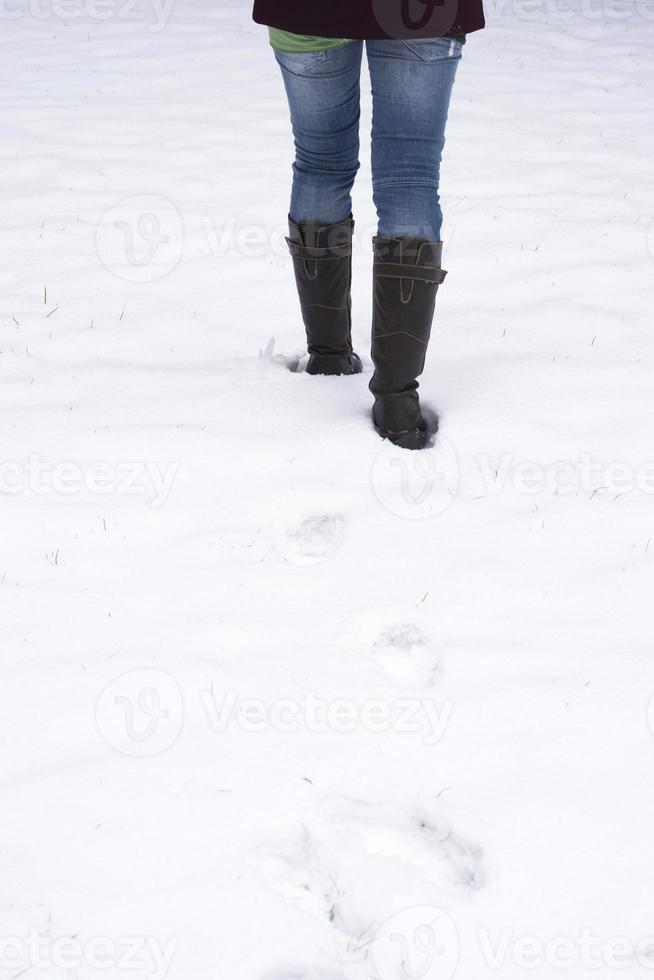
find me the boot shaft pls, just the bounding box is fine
[370,235,446,440]
[286,216,354,359]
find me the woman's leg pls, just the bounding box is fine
[275,43,363,225]
[366,37,462,239]
[274,43,364,375]
[365,38,462,447]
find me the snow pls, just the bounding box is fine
[1,1,654,978]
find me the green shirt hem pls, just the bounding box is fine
[269,28,466,53]
[269,29,353,53]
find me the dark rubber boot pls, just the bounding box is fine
[370,236,447,450]
[286,216,362,376]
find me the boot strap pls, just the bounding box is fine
[375,262,447,285]
[286,238,351,261]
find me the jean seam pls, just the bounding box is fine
[373,178,439,188]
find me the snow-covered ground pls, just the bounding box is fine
[2,1,654,978]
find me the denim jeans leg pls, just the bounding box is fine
[274,43,364,224]
[366,37,462,241]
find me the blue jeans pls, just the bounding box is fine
[274,37,462,241]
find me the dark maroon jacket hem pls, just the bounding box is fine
[253,0,485,40]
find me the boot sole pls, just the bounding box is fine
[375,408,441,450]
[306,353,362,377]
[375,424,429,451]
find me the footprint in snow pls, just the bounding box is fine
[370,624,440,688]
[274,514,344,566]
[257,337,308,374]
[252,797,483,944]
[319,795,484,894]
[275,351,309,374]
[252,827,343,928]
